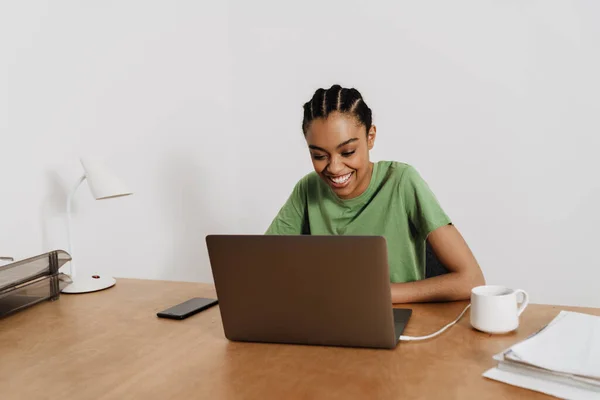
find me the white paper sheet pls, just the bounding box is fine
[484,367,600,400]
[508,311,600,379]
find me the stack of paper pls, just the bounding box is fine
[484,310,600,399]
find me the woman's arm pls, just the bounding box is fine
[390,224,485,303]
[265,177,309,235]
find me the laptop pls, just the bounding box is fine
[205,235,412,349]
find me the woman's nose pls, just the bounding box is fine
[328,157,345,174]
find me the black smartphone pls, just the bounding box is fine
[157,297,218,320]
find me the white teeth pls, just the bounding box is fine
[331,173,351,184]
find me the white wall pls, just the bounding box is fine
[229,0,600,307]
[0,1,235,283]
[1,1,599,307]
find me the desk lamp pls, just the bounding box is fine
[62,158,133,294]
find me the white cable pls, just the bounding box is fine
[399,303,471,341]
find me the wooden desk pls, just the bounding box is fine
[0,279,598,400]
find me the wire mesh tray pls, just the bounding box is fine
[0,273,72,318]
[0,250,70,292]
[0,250,73,318]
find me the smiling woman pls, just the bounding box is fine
[265,84,485,304]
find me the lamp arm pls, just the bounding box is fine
[66,174,86,279]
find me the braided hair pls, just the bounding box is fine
[302,85,373,136]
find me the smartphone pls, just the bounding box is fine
[157,297,218,320]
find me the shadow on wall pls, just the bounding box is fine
[39,170,69,257]
[157,152,225,283]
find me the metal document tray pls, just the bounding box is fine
[0,250,72,318]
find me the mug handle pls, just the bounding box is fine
[515,289,529,316]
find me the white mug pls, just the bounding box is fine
[470,285,529,334]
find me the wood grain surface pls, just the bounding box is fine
[0,278,597,400]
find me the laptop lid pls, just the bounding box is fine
[205,235,399,349]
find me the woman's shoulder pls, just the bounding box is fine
[297,170,320,185]
[376,160,420,181]
[289,170,321,193]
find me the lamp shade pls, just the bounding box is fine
[80,158,133,200]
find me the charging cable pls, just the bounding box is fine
[399,303,471,341]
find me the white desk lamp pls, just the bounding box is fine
[62,158,133,294]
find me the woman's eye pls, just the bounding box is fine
[312,154,327,161]
[342,151,355,157]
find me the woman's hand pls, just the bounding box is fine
[390,224,485,303]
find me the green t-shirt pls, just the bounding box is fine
[265,161,452,282]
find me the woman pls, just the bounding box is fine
[266,84,485,303]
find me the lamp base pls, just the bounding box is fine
[61,275,116,294]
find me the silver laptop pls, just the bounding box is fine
[205,235,412,349]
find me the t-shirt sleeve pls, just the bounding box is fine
[265,176,308,235]
[399,165,452,239]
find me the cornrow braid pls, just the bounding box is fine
[302,84,372,135]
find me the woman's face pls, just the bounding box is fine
[305,112,376,199]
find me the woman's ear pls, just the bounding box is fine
[367,125,377,150]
